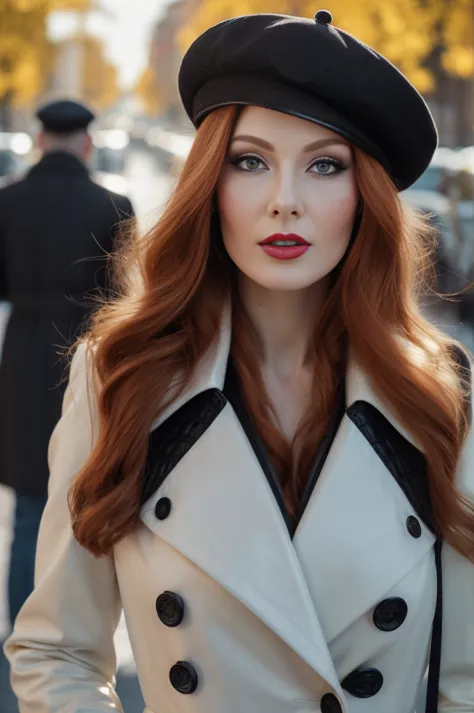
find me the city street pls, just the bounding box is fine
[0,148,473,712]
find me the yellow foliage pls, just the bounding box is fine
[79,36,119,109]
[177,0,472,93]
[0,0,94,105]
[134,66,163,117]
[52,0,92,8]
[441,0,474,79]
[0,2,51,104]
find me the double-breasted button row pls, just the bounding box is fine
[153,498,416,701]
[342,597,407,697]
[154,501,199,693]
[342,517,418,699]
[155,587,196,692]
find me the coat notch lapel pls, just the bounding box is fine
[294,367,436,644]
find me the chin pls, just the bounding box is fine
[249,270,327,293]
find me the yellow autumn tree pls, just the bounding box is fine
[0,1,52,108]
[178,0,473,94]
[0,0,94,115]
[441,0,474,79]
[135,66,163,117]
[79,35,119,109]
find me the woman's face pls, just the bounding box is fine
[217,106,359,293]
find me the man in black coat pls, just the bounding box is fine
[0,99,135,628]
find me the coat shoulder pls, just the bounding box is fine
[91,182,134,218]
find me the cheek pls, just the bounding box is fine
[217,176,260,250]
[312,187,358,250]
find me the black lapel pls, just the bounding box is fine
[223,360,346,537]
[141,388,227,505]
[347,401,436,533]
[296,379,346,523]
[223,358,293,534]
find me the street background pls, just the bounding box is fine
[0,0,473,711]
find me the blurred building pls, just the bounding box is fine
[427,76,473,148]
[149,1,190,128]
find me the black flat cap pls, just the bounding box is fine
[178,10,438,191]
[36,99,95,134]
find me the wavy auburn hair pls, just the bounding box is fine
[69,105,473,560]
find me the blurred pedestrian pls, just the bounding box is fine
[0,99,135,630]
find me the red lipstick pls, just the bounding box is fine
[259,233,310,260]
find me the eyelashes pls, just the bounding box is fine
[228,152,349,176]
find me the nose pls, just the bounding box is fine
[267,171,304,219]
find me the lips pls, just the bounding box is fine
[259,233,311,261]
[259,233,310,246]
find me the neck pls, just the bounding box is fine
[238,274,328,380]
[44,148,84,162]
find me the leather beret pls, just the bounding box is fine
[178,10,438,191]
[36,99,95,134]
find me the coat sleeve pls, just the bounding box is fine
[3,343,124,713]
[438,379,474,712]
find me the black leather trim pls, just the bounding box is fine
[224,360,346,536]
[141,388,227,505]
[223,359,293,534]
[347,401,436,534]
[296,379,346,522]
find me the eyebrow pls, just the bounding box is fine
[230,134,350,153]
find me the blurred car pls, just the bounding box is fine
[408,147,457,195]
[91,129,131,175]
[93,170,131,198]
[452,147,474,237]
[145,126,194,175]
[0,132,33,188]
[400,189,465,295]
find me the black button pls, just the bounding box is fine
[341,667,384,698]
[373,597,408,631]
[406,515,422,538]
[156,591,185,627]
[169,661,198,694]
[155,497,172,520]
[321,692,343,713]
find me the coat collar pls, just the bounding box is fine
[150,299,421,450]
[28,151,90,178]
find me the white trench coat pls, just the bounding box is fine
[4,307,474,713]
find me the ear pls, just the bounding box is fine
[37,131,47,151]
[84,134,94,160]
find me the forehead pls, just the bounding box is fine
[232,106,349,147]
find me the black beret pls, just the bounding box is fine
[36,99,95,134]
[178,10,438,191]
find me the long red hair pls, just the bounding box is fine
[68,106,473,560]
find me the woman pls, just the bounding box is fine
[4,10,474,713]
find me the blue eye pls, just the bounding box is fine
[230,154,266,171]
[310,157,345,176]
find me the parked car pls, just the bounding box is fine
[91,129,131,175]
[0,132,33,188]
